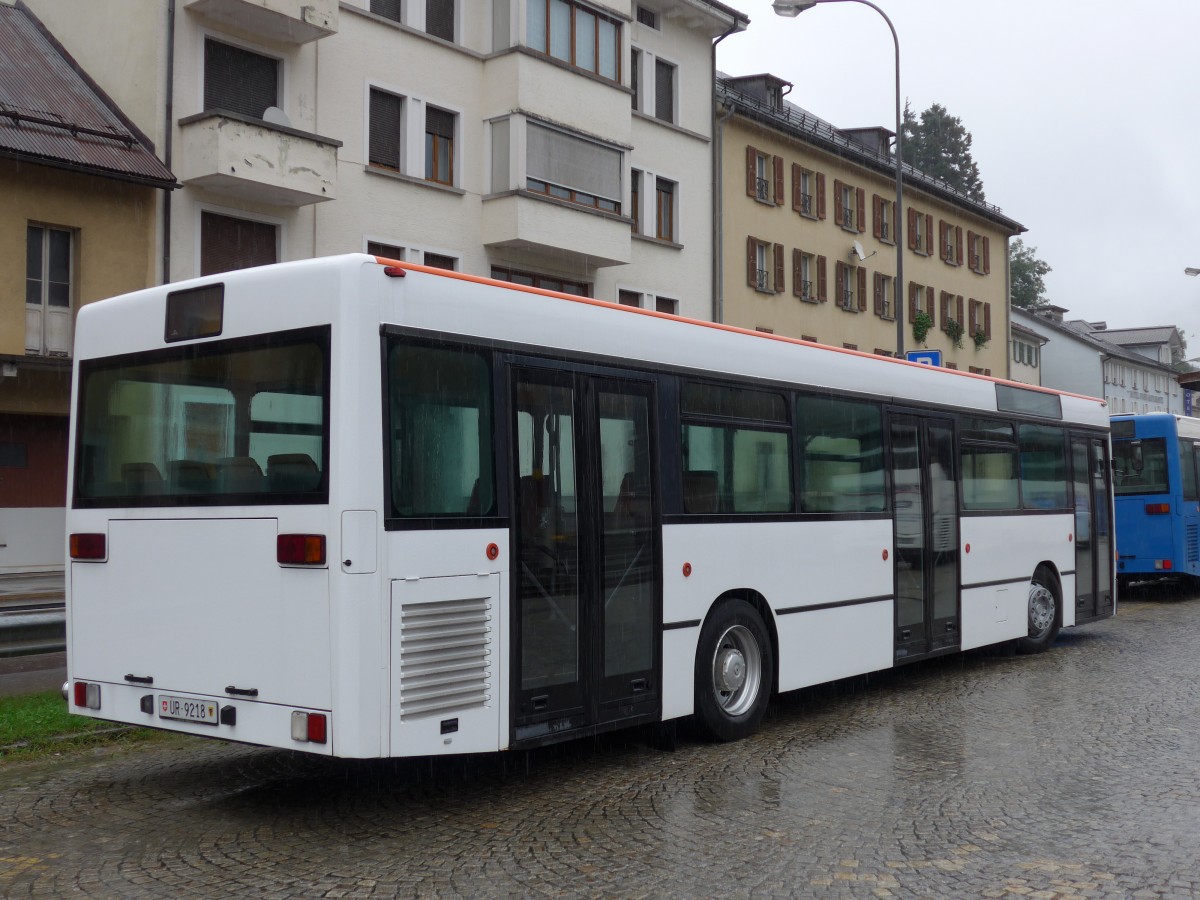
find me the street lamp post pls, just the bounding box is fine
[773,0,904,357]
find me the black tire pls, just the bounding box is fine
[1016,569,1061,654]
[693,599,773,741]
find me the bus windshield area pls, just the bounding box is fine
[1112,438,1168,495]
[74,327,329,506]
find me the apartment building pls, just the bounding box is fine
[716,74,1023,375]
[24,0,746,317]
[0,3,176,572]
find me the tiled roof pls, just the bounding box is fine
[0,2,176,188]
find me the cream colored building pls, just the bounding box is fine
[716,74,1023,375]
[25,0,747,317]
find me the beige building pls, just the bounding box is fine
[716,74,1022,375]
[0,3,175,572]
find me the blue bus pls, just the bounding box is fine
[1111,413,1200,587]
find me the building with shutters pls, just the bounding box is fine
[0,2,176,572]
[23,0,747,318]
[715,73,1022,375]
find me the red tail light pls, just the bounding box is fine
[290,711,328,744]
[1145,503,1171,515]
[73,681,101,709]
[307,713,327,744]
[277,534,326,566]
[70,533,106,561]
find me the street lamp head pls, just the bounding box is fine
[772,1,820,17]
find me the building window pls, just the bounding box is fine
[654,58,675,124]
[491,266,590,297]
[426,0,454,40]
[526,123,622,213]
[630,169,641,233]
[423,252,456,270]
[940,291,964,335]
[793,249,819,302]
[873,194,894,243]
[655,177,675,241]
[835,261,867,312]
[618,289,642,307]
[655,296,677,315]
[747,237,783,294]
[908,281,935,324]
[635,5,658,28]
[367,240,404,260]
[792,164,825,219]
[834,180,865,233]
[370,0,402,22]
[746,146,783,205]
[200,211,278,276]
[25,224,73,356]
[425,106,455,185]
[204,39,278,119]
[908,208,934,256]
[368,88,403,171]
[874,272,894,320]
[630,48,641,111]
[939,220,963,265]
[527,0,620,82]
[967,231,991,274]
[968,298,992,341]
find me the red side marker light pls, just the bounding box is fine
[70,533,106,561]
[383,266,406,278]
[277,534,326,566]
[1146,503,1171,515]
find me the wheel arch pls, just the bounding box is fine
[702,588,780,695]
[1033,560,1064,623]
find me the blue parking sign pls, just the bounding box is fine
[906,350,942,367]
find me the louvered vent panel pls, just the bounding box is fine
[1187,524,1199,565]
[399,595,491,721]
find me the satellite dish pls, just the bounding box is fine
[263,106,292,127]
[851,240,865,260]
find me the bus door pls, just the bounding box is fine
[1072,435,1113,619]
[890,413,960,660]
[511,367,660,743]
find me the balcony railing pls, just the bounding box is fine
[756,268,771,291]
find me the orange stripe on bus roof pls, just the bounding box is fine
[371,256,1106,407]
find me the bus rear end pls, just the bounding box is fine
[66,263,345,755]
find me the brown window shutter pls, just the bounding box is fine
[872,194,882,239]
[833,180,844,226]
[955,227,964,265]
[816,173,826,220]
[792,163,802,212]
[792,248,802,295]
[983,237,991,274]
[773,156,785,206]
[856,187,866,233]
[746,146,757,197]
[907,207,918,250]
[926,286,935,325]
[984,302,992,339]
[968,299,978,334]
[857,267,868,311]
[925,214,934,254]
[908,282,917,322]
[874,272,883,315]
[817,255,827,301]
[835,260,845,304]
[746,236,757,288]
[939,220,947,259]
[773,243,785,292]
[967,230,976,270]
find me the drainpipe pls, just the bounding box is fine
[162,0,176,285]
[711,22,741,324]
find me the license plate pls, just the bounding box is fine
[158,694,219,725]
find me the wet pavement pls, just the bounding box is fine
[3,584,1200,897]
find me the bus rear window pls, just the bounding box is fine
[1113,438,1168,495]
[74,327,329,506]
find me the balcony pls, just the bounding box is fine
[185,0,336,43]
[178,112,339,207]
[482,191,631,269]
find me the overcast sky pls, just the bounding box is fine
[717,0,1200,352]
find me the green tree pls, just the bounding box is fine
[1009,238,1052,311]
[901,102,985,201]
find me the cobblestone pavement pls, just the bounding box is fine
[3,586,1200,898]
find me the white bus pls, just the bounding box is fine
[65,255,1114,757]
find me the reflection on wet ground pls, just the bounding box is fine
[3,588,1200,897]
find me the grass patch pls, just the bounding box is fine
[0,689,163,759]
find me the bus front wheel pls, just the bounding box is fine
[1016,570,1061,654]
[694,599,773,741]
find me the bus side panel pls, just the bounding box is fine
[660,519,894,721]
[1113,496,1177,577]
[959,513,1074,650]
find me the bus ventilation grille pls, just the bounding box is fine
[399,595,492,721]
[1188,525,1199,566]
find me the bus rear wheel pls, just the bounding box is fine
[1016,570,1060,654]
[694,599,773,741]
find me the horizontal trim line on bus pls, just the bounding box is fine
[775,594,892,616]
[380,326,1112,432]
[960,575,1039,591]
[661,512,890,525]
[663,619,701,631]
[959,507,1073,517]
[73,491,329,509]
